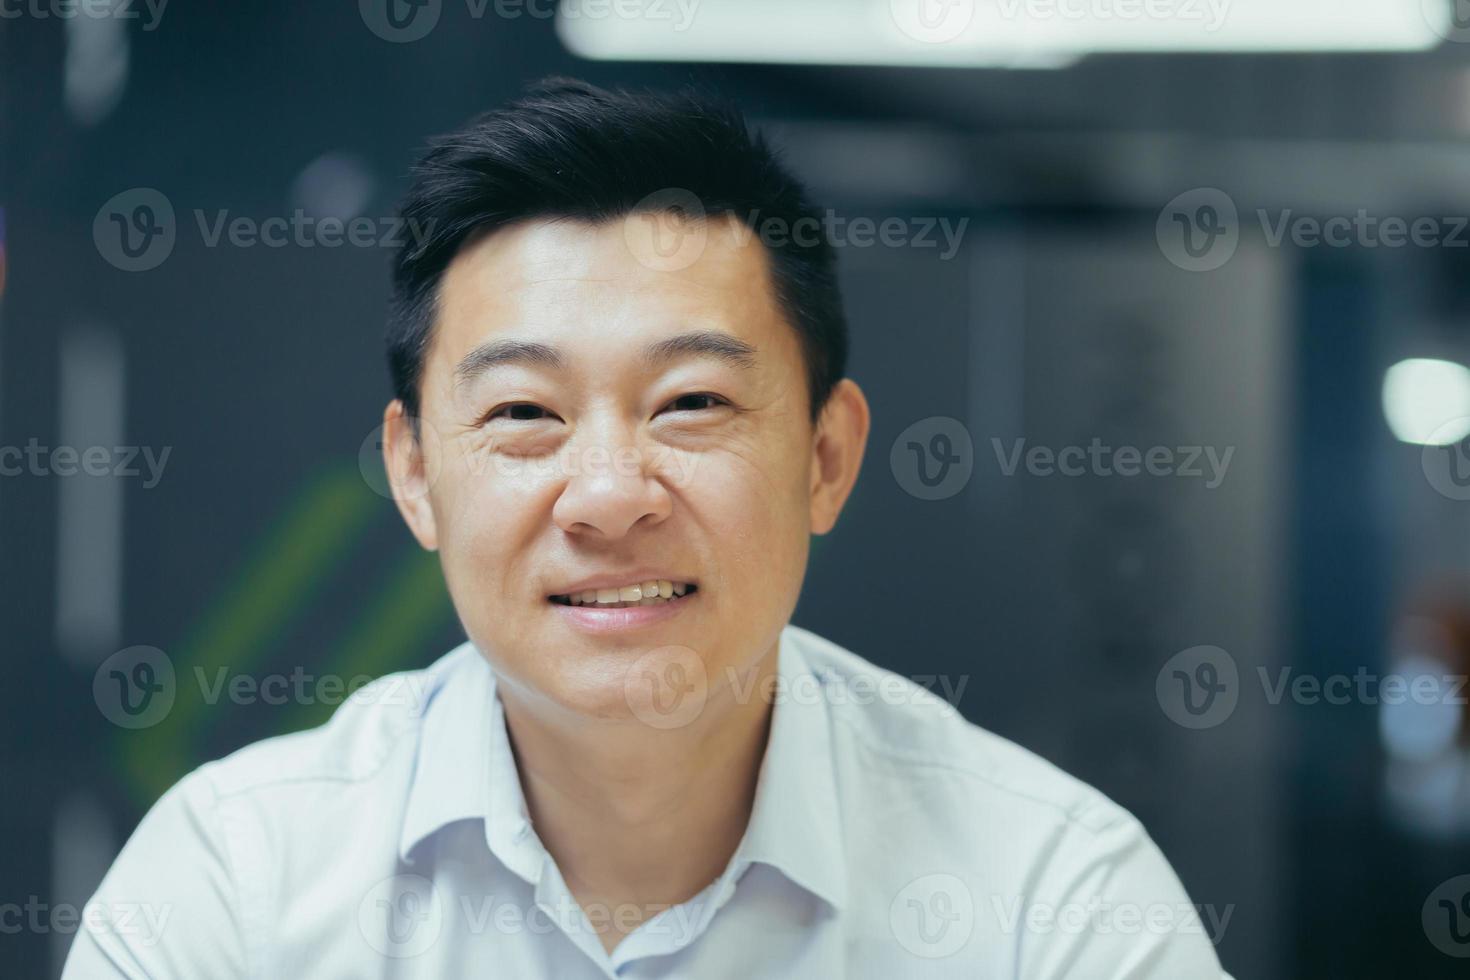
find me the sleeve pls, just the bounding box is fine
[1017,805,1233,980]
[60,768,250,980]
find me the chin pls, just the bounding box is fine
[511,637,721,731]
[490,648,649,721]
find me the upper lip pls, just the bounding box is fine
[548,570,698,597]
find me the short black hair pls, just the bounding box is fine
[387,76,848,426]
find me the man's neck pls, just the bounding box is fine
[496,644,779,954]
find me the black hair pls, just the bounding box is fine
[387,76,848,426]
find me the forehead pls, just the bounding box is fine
[427,215,796,380]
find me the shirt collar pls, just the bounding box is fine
[397,643,495,864]
[398,628,848,910]
[729,626,848,911]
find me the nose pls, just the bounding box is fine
[551,421,673,540]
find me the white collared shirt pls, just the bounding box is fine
[63,623,1231,978]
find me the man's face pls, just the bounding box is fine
[387,214,858,725]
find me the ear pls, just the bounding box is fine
[808,378,870,536]
[382,400,439,551]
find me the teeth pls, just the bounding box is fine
[557,578,695,608]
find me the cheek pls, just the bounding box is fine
[430,454,546,595]
[687,444,811,606]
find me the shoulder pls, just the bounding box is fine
[110,642,484,891]
[782,624,1227,977]
[188,642,473,802]
[61,645,480,978]
[783,622,1131,839]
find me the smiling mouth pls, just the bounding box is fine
[548,580,699,608]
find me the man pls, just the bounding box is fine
[65,78,1230,978]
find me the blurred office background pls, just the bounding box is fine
[7,1,1470,976]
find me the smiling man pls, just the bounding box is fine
[65,78,1230,978]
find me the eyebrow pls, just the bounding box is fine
[453,329,759,387]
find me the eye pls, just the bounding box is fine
[484,403,555,424]
[662,393,727,414]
